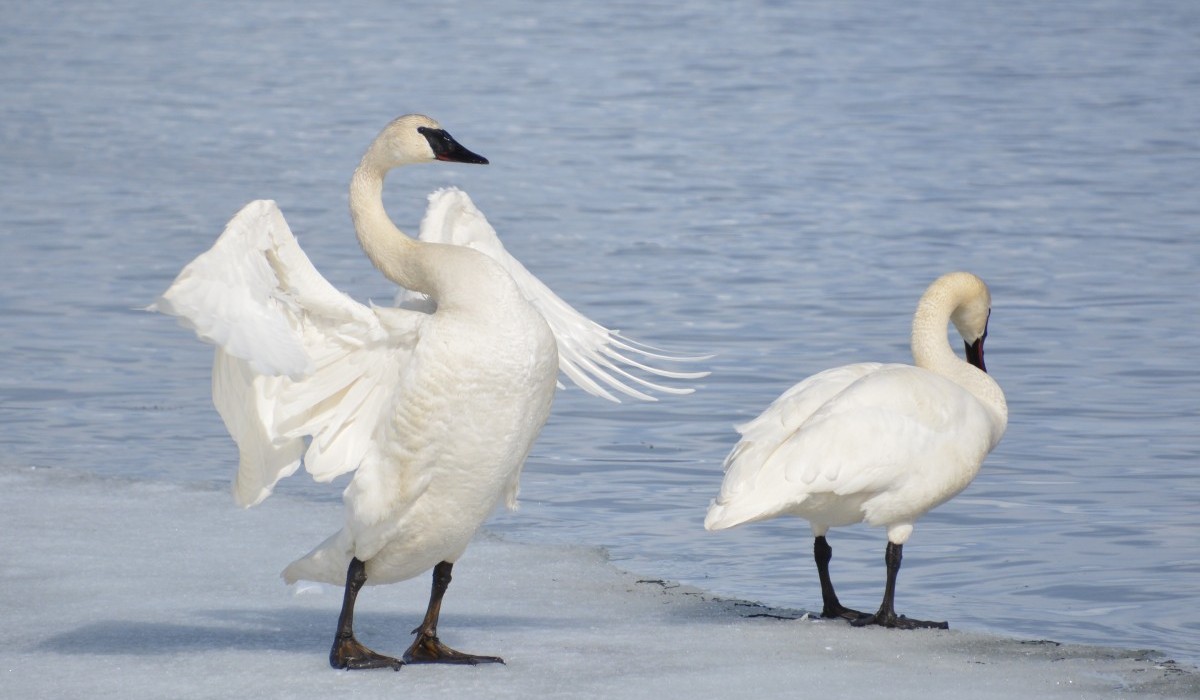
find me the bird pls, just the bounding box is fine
[704,272,1007,629]
[153,114,706,670]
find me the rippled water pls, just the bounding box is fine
[2,0,1198,664]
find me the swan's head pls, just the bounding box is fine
[945,272,992,373]
[369,114,489,169]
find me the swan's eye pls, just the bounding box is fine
[417,126,488,164]
[417,126,445,145]
[418,126,449,149]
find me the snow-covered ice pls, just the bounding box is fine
[3,466,1195,699]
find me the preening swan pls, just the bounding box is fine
[153,115,705,669]
[705,272,1007,629]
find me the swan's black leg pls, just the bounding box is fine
[814,535,869,621]
[329,557,403,670]
[851,542,948,630]
[403,561,504,665]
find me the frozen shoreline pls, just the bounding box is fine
[4,465,1195,699]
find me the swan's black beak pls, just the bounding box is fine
[419,127,489,165]
[965,336,987,373]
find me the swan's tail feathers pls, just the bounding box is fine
[703,494,762,531]
[704,500,736,531]
[282,529,356,586]
[417,187,711,403]
[704,496,786,532]
[705,435,799,531]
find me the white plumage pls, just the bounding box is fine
[153,114,705,668]
[705,272,1007,629]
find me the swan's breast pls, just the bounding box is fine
[344,284,557,556]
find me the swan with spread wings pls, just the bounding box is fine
[153,114,706,670]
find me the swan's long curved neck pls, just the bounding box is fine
[910,280,1008,423]
[910,294,966,378]
[349,157,428,294]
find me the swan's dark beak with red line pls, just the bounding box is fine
[965,316,988,373]
[418,126,489,165]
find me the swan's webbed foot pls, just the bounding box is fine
[403,631,504,665]
[329,557,403,670]
[821,602,872,623]
[813,536,870,623]
[330,635,404,671]
[850,610,949,630]
[847,541,949,630]
[401,560,504,665]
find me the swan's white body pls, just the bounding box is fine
[154,116,704,590]
[705,272,1007,546]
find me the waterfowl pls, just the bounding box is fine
[705,272,1007,629]
[154,114,705,669]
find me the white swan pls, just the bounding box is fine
[704,272,1007,629]
[153,115,706,669]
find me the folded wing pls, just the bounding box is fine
[708,364,990,529]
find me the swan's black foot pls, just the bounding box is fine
[821,603,872,623]
[330,635,404,671]
[403,632,504,666]
[850,611,949,630]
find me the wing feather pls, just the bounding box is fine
[153,200,421,506]
[764,367,995,520]
[707,363,888,529]
[721,363,884,478]
[709,364,992,530]
[406,187,708,401]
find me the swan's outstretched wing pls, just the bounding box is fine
[153,200,422,506]
[401,187,708,402]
